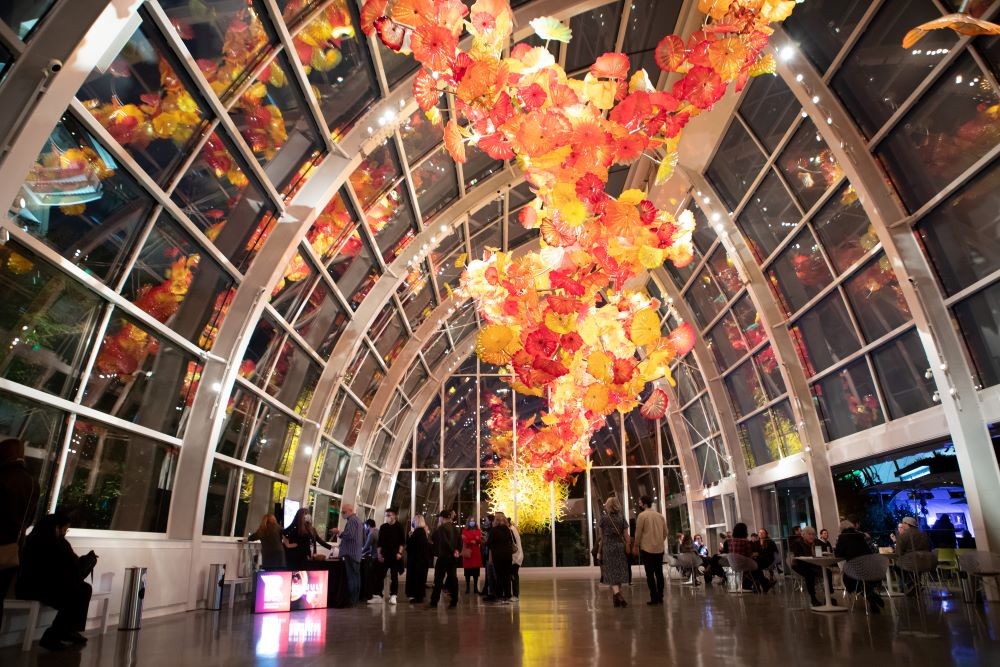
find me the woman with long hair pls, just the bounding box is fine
[405,514,432,603]
[248,514,285,569]
[283,508,331,569]
[485,512,515,603]
[597,496,631,607]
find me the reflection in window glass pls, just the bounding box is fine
[412,147,459,221]
[270,251,315,320]
[241,312,283,386]
[755,347,784,399]
[311,493,341,538]
[871,329,935,419]
[265,340,321,413]
[0,241,103,398]
[0,390,64,518]
[123,212,236,348]
[348,343,385,407]
[370,304,406,365]
[306,190,358,263]
[767,228,833,316]
[367,183,417,264]
[673,358,704,406]
[736,170,800,262]
[329,230,380,309]
[664,245,700,288]
[589,415,623,467]
[777,119,842,211]
[565,2,624,72]
[843,253,910,342]
[811,185,877,274]
[398,262,435,329]
[78,24,210,184]
[59,419,177,532]
[294,278,346,360]
[331,390,365,447]
[624,407,658,466]
[416,391,441,468]
[791,293,860,377]
[708,247,741,300]
[953,281,1000,388]
[302,1,379,136]
[738,411,775,469]
[782,0,869,74]
[812,359,884,441]
[84,310,202,437]
[917,161,1000,296]
[421,330,450,369]
[732,295,767,352]
[277,0,323,26]
[160,0,274,100]
[202,459,286,536]
[351,141,401,210]
[464,144,503,189]
[378,40,420,88]
[832,0,955,138]
[442,470,477,523]
[877,53,1000,212]
[706,121,767,211]
[694,441,724,486]
[13,115,156,284]
[470,226,502,263]
[690,206,716,255]
[414,470,441,515]
[444,378,477,468]
[685,266,727,329]
[725,360,766,418]
[230,52,320,177]
[708,313,745,371]
[739,74,799,153]
[400,109,444,165]
[1,0,58,40]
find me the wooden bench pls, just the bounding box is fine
[4,572,113,651]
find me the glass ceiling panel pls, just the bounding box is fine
[367,182,417,264]
[470,226,502,264]
[736,169,800,263]
[348,342,385,407]
[685,265,727,329]
[706,121,767,212]
[293,276,347,360]
[707,246,741,301]
[767,227,833,316]
[403,362,428,398]
[370,303,407,364]
[782,0,869,75]
[303,1,380,137]
[160,0,275,102]
[269,251,315,320]
[398,261,435,329]
[468,198,502,238]
[400,109,444,165]
[422,330,450,369]
[811,185,876,275]
[328,230,380,309]
[843,252,911,343]
[242,312,283,386]
[265,339,321,413]
[777,118,841,212]
[307,189,358,264]
[12,114,156,285]
[412,146,459,221]
[350,141,401,210]
[1,0,58,40]
[507,206,538,250]
[462,144,503,189]
[435,247,466,299]
[739,73,799,154]
[791,292,861,377]
[378,39,420,89]
[566,2,625,73]
[78,22,212,185]
[276,0,323,27]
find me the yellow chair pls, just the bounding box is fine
[936,547,959,587]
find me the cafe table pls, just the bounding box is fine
[796,556,848,613]
[881,551,904,597]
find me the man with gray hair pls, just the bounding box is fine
[789,526,833,607]
[331,504,364,604]
[896,516,931,595]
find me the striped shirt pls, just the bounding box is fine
[339,513,364,562]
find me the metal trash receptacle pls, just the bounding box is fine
[119,567,147,631]
[208,563,226,610]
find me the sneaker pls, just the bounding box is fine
[510,596,519,601]
[368,596,383,604]
[389,595,397,605]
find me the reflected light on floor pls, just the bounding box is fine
[254,610,327,658]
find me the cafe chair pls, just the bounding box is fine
[723,553,759,594]
[934,548,959,587]
[665,554,683,581]
[676,552,703,586]
[898,550,938,598]
[957,551,1000,604]
[785,556,805,595]
[840,554,891,616]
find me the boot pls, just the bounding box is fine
[613,592,627,608]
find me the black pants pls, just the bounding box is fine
[792,562,832,601]
[464,568,479,593]
[640,551,665,602]
[430,557,458,606]
[511,564,520,597]
[41,582,92,637]
[381,561,401,596]
[493,556,513,599]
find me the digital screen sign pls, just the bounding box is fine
[254,570,328,613]
[255,610,327,657]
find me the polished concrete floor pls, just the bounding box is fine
[3,574,999,666]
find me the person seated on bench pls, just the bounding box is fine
[16,511,97,651]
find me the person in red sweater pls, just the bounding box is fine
[462,519,484,594]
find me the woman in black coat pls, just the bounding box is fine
[283,509,331,569]
[405,515,432,603]
[16,512,95,651]
[486,512,515,601]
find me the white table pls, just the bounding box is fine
[881,552,904,597]
[797,556,848,613]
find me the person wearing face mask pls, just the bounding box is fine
[462,518,483,595]
[375,508,406,605]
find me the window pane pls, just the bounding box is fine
[1,0,58,40]
[832,0,956,138]
[811,184,877,274]
[725,360,766,418]
[916,159,1000,295]
[85,311,202,437]
[843,253,911,342]
[311,493,341,539]
[416,392,441,468]
[230,52,320,177]
[589,415,623,467]
[350,141,401,210]
[624,405,658,466]
[277,0,323,26]
[122,212,236,348]
[736,170,799,262]
[13,115,156,284]
[314,439,350,494]
[771,401,803,457]
[686,266,727,328]
[265,340,321,413]
[328,230,380,308]
[694,442,724,486]
[708,313,746,371]
[400,109,444,165]
[755,346,785,400]
[706,121,767,211]
[59,419,177,531]
[768,228,834,316]
[0,241,103,398]
[739,74,799,153]
[812,359,884,441]
[160,0,275,101]
[791,293,861,376]
[953,281,1000,388]
[871,329,936,419]
[565,2,624,72]
[306,190,358,263]
[777,118,842,211]
[412,147,459,221]
[347,343,385,407]
[690,206,716,255]
[684,399,711,444]
[294,278,347,360]
[707,246,742,300]
[877,53,1000,211]
[330,390,365,448]
[302,1,379,135]
[241,312,282,386]
[370,304,406,365]
[463,144,503,189]
[782,0,869,74]
[732,295,768,352]
[442,470,477,525]
[738,411,776,469]
[673,357,703,406]
[78,24,210,184]
[398,263,434,329]
[589,468,624,527]
[0,390,64,521]
[414,470,441,516]
[367,183,417,264]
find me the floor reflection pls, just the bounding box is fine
[2,577,999,666]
